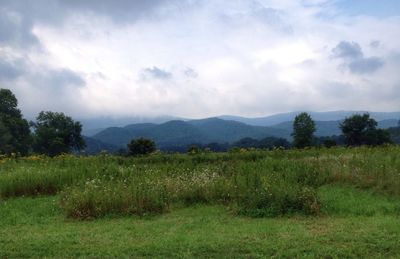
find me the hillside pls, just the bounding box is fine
[271,121,342,136]
[91,118,291,149]
[270,119,398,137]
[220,111,400,126]
[89,116,399,151]
[80,115,184,136]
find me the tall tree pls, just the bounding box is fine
[32,111,85,156]
[340,113,392,146]
[0,120,13,154]
[0,88,31,155]
[292,112,316,149]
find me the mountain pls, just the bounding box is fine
[187,118,289,142]
[85,111,399,153]
[93,121,206,148]
[80,111,399,136]
[91,118,291,150]
[270,119,399,137]
[80,115,183,136]
[377,119,399,129]
[219,111,400,126]
[271,121,342,136]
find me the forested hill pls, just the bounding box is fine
[91,118,291,149]
[88,117,398,151]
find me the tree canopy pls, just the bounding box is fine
[0,88,31,155]
[292,112,316,149]
[32,111,85,156]
[340,113,392,146]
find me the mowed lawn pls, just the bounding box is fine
[1,185,400,258]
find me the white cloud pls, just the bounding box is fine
[0,0,399,119]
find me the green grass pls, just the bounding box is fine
[1,146,400,257]
[1,191,400,258]
[319,185,400,216]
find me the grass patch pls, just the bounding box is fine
[1,196,400,258]
[1,146,400,219]
[319,185,400,216]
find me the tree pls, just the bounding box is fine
[292,112,316,149]
[364,128,392,146]
[127,138,156,156]
[0,120,13,154]
[340,113,392,146]
[0,88,31,155]
[32,111,85,156]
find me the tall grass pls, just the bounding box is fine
[1,146,399,219]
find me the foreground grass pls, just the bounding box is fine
[1,186,400,258]
[2,146,399,219]
[1,147,399,257]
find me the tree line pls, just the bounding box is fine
[291,112,393,149]
[0,88,397,157]
[0,89,85,157]
[125,112,395,155]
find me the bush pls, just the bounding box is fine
[127,138,156,156]
[60,178,170,219]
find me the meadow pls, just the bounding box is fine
[1,146,400,257]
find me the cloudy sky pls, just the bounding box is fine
[0,0,399,119]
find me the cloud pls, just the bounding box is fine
[348,57,384,74]
[332,41,384,74]
[332,41,363,59]
[0,0,399,119]
[44,69,85,88]
[370,40,381,48]
[141,67,172,80]
[0,59,24,80]
[184,68,198,78]
[0,0,171,52]
[0,6,39,48]
[61,0,167,23]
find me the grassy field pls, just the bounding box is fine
[1,146,400,257]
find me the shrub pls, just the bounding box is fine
[60,178,170,219]
[127,138,156,156]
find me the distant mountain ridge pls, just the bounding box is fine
[219,111,400,126]
[90,118,292,150]
[83,111,399,152]
[80,115,183,136]
[270,119,398,137]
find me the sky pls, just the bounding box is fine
[0,0,399,119]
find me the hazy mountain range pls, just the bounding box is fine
[81,111,400,153]
[218,111,400,126]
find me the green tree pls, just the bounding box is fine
[0,88,31,155]
[0,120,13,154]
[32,111,85,156]
[292,112,316,149]
[127,138,156,156]
[340,113,392,146]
